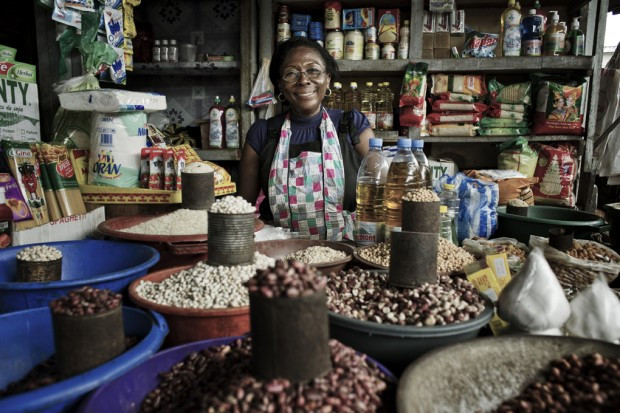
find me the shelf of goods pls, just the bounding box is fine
[195,149,242,161]
[130,62,241,76]
[258,0,609,211]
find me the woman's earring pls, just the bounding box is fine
[277,93,286,102]
[324,88,332,96]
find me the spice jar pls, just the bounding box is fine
[152,39,161,63]
[168,39,178,62]
[160,39,169,62]
[326,29,344,60]
[344,29,364,60]
[365,27,380,60]
[381,43,396,60]
[324,1,342,30]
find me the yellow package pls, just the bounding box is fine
[467,268,502,303]
[123,1,137,39]
[486,253,512,289]
[171,144,201,163]
[69,149,89,186]
[489,313,509,336]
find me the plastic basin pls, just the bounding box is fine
[78,335,396,413]
[397,335,620,413]
[129,266,250,347]
[255,239,354,274]
[328,297,494,376]
[0,240,160,313]
[0,306,168,413]
[496,205,607,243]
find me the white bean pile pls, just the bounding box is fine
[183,162,214,174]
[120,209,208,236]
[136,252,275,309]
[283,246,347,264]
[17,245,62,262]
[402,188,440,202]
[209,196,255,214]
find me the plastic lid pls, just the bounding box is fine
[369,138,383,148]
[170,39,177,45]
[397,138,412,148]
[161,39,169,45]
[366,81,373,86]
[529,9,536,15]
[229,95,236,103]
[333,81,342,88]
[440,205,448,213]
[550,11,559,21]
[508,0,515,5]
[571,17,580,28]
[154,40,161,45]
[412,139,424,149]
[443,183,455,190]
[404,20,410,25]
[350,82,358,89]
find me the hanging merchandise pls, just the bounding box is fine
[497,137,538,178]
[531,143,577,206]
[247,58,276,108]
[531,75,587,135]
[52,0,82,30]
[103,7,127,84]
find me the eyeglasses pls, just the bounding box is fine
[282,67,325,82]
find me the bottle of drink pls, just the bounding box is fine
[439,205,457,245]
[225,96,240,149]
[208,96,225,148]
[365,27,380,60]
[411,140,432,188]
[543,11,565,56]
[152,40,161,63]
[522,9,543,56]
[361,82,376,129]
[384,138,422,234]
[344,82,361,112]
[566,17,585,56]
[398,20,410,59]
[160,39,169,62]
[355,137,388,246]
[439,183,460,243]
[377,82,394,131]
[0,188,13,248]
[168,39,178,62]
[331,81,343,110]
[501,0,522,57]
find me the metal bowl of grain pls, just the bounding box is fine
[254,240,354,274]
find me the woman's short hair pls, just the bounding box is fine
[269,37,340,94]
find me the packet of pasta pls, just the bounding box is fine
[69,149,89,185]
[164,149,175,191]
[437,92,476,102]
[427,112,483,124]
[429,123,478,136]
[31,144,63,221]
[40,143,87,217]
[431,74,486,96]
[487,108,526,121]
[431,100,487,113]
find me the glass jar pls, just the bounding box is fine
[160,39,169,62]
[324,1,342,30]
[325,29,344,60]
[381,43,395,60]
[168,39,178,62]
[365,27,380,60]
[344,29,364,60]
[152,39,161,63]
[277,22,291,44]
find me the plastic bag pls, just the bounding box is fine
[497,137,538,178]
[427,112,482,124]
[531,76,587,135]
[399,102,426,128]
[429,123,478,136]
[480,118,529,128]
[461,30,498,58]
[487,78,532,106]
[498,247,571,332]
[486,108,526,120]
[478,127,530,136]
[465,170,538,206]
[434,173,499,242]
[431,74,486,97]
[565,276,620,343]
[531,143,577,206]
[399,62,428,107]
[431,100,487,113]
[462,237,529,274]
[247,58,276,108]
[529,236,620,298]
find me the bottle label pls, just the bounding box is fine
[567,35,585,56]
[277,23,291,43]
[378,112,394,130]
[324,8,340,30]
[524,38,542,56]
[503,10,522,56]
[397,43,409,59]
[365,43,380,60]
[0,220,10,248]
[225,109,239,148]
[344,35,363,60]
[355,221,380,246]
[362,111,377,129]
[209,108,223,148]
[326,35,344,59]
[544,33,565,55]
[152,47,160,62]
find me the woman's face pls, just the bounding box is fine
[279,47,331,117]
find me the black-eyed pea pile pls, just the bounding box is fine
[209,196,255,214]
[327,268,485,327]
[402,188,440,202]
[283,246,347,265]
[49,286,122,316]
[246,259,326,298]
[16,245,62,262]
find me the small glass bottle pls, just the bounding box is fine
[152,40,161,63]
[160,39,169,62]
[381,43,396,60]
[324,1,342,30]
[168,39,178,62]
[398,20,410,59]
[225,96,240,149]
[365,27,380,60]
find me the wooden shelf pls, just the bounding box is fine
[130,61,240,76]
[374,130,400,142]
[273,0,411,8]
[195,149,241,161]
[422,135,585,143]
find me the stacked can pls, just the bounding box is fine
[324,1,343,60]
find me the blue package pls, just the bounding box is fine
[291,14,311,32]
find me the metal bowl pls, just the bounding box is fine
[255,240,354,274]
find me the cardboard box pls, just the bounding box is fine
[422,49,434,59]
[423,11,435,33]
[378,9,400,44]
[434,32,451,49]
[12,207,105,246]
[450,10,465,35]
[434,48,452,59]
[423,33,435,50]
[428,157,458,184]
[0,60,40,142]
[342,8,375,30]
[434,12,450,32]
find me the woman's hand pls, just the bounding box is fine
[238,143,260,205]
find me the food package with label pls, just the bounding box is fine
[431,100,487,113]
[342,8,374,30]
[431,74,486,97]
[429,123,478,136]
[377,9,400,44]
[427,112,483,124]
[0,149,32,221]
[59,89,166,113]
[531,77,587,136]
[0,59,41,143]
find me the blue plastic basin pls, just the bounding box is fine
[79,336,396,413]
[0,306,168,413]
[0,240,160,313]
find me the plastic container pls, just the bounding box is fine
[343,81,361,112]
[360,82,377,129]
[501,0,522,57]
[566,17,585,56]
[355,138,388,246]
[543,11,565,56]
[439,205,455,244]
[411,140,432,188]
[0,306,167,413]
[78,335,396,412]
[522,9,543,56]
[439,183,460,242]
[0,240,160,313]
[128,266,251,347]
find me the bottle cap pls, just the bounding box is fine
[230,95,236,103]
[571,17,580,28]
[550,11,559,21]
[170,39,177,45]
[404,20,410,26]
[162,39,169,45]
[529,9,536,15]
[350,81,358,88]
[369,138,383,148]
[366,81,373,87]
[412,139,424,149]
[397,138,412,148]
[443,183,455,190]
[440,205,448,213]
[333,81,342,88]
[154,40,161,45]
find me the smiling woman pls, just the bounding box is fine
[239,38,374,241]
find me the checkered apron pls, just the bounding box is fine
[268,109,353,240]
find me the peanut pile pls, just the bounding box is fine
[566,241,619,264]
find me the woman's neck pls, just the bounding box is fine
[290,106,322,118]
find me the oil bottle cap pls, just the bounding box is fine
[529,9,536,15]
[350,82,358,89]
[229,95,236,103]
[366,81,373,87]
[369,138,383,148]
[333,81,342,88]
[440,205,448,213]
[443,183,455,190]
[508,0,515,5]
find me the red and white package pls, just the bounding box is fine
[431,100,487,113]
[174,149,186,191]
[429,123,478,136]
[437,92,476,103]
[532,144,577,207]
[427,112,482,124]
[164,149,175,191]
[487,108,526,121]
[139,148,151,189]
[148,148,165,190]
[399,101,426,128]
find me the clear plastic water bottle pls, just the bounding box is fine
[439,183,460,242]
[412,140,432,188]
[439,205,455,244]
[355,138,388,246]
[384,138,422,234]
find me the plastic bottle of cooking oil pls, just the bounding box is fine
[377,82,394,131]
[384,138,422,236]
[344,81,361,112]
[355,137,388,246]
[361,81,377,129]
[543,11,565,56]
[328,81,343,110]
[501,0,522,57]
[411,139,432,188]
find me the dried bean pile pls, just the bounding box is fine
[283,246,346,264]
[140,338,393,413]
[402,188,440,202]
[492,244,527,262]
[493,353,620,412]
[121,209,208,236]
[566,241,619,263]
[209,196,255,214]
[16,245,62,262]
[507,198,529,207]
[246,260,326,298]
[358,239,476,273]
[50,287,121,316]
[136,253,275,309]
[327,268,485,326]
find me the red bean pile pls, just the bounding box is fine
[140,338,394,413]
[246,260,327,299]
[49,286,122,316]
[493,353,620,412]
